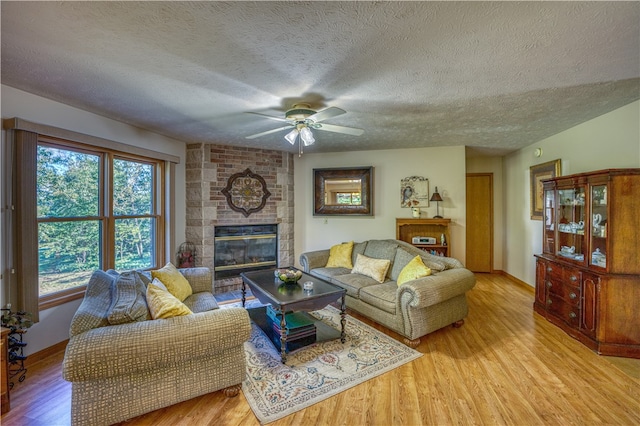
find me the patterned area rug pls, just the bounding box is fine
[240,305,422,424]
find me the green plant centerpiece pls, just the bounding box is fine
[274,268,303,284]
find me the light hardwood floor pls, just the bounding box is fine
[2,273,639,425]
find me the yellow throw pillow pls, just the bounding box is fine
[351,253,391,283]
[146,281,193,319]
[151,262,193,302]
[326,241,354,268]
[397,255,432,286]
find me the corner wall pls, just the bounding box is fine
[503,100,640,286]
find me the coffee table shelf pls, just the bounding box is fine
[241,268,346,363]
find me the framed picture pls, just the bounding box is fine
[530,159,561,220]
[401,176,429,208]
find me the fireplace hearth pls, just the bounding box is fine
[214,224,278,279]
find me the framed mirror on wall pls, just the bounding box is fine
[313,167,373,216]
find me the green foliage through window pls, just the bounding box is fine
[36,144,158,296]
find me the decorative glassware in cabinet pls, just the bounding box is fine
[543,188,555,254]
[590,184,607,268]
[557,188,585,263]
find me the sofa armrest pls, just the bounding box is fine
[62,307,250,382]
[179,267,213,293]
[398,268,476,309]
[299,249,330,272]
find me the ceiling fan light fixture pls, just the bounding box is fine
[300,126,315,146]
[284,128,299,145]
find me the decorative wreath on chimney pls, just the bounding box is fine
[221,168,271,217]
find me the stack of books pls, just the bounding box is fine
[266,305,317,352]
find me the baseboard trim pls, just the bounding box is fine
[494,270,535,293]
[25,339,68,369]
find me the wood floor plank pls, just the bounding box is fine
[1,273,639,425]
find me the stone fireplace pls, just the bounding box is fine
[185,143,294,294]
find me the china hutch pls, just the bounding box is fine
[534,169,640,358]
[396,218,451,257]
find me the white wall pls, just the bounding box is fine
[503,100,640,287]
[293,146,467,265]
[1,85,188,355]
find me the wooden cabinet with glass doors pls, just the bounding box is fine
[535,169,640,358]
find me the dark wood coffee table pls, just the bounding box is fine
[240,268,346,363]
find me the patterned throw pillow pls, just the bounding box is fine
[326,241,355,268]
[107,271,150,325]
[146,280,193,319]
[351,253,391,283]
[397,255,432,286]
[151,262,193,302]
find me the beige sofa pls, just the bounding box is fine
[62,267,251,426]
[300,239,476,347]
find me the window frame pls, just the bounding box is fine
[35,136,166,308]
[4,118,179,323]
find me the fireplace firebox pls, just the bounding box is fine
[214,224,278,279]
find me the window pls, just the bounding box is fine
[335,192,361,205]
[36,139,163,301]
[4,120,178,322]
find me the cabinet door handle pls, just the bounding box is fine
[546,267,553,273]
[570,275,578,282]
[546,299,552,305]
[546,281,552,288]
[569,312,577,319]
[569,292,577,299]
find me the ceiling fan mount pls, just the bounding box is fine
[285,103,316,122]
[245,101,364,156]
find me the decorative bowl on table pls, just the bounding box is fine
[274,268,303,284]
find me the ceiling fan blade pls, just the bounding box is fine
[246,112,291,123]
[307,107,346,123]
[245,125,294,139]
[314,123,364,136]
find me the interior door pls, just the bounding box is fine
[466,173,493,272]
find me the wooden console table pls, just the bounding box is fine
[1,327,9,414]
[396,218,451,257]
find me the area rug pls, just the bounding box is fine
[240,305,422,424]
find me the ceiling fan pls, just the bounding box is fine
[245,103,364,156]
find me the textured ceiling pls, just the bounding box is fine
[1,1,639,156]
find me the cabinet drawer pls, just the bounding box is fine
[547,294,581,327]
[562,268,581,288]
[543,262,563,282]
[546,280,580,305]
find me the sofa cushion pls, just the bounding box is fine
[352,254,391,283]
[363,240,398,278]
[331,272,381,298]
[359,282,398,314]
[146,281,193,319]
[310,266,352,281]
[70,270,116,337]
[184,291,219,313]
[397,255,432,286]
[326,241,354,268]
[390,248,445,280]
[107,271,150,325]
[351,241,368,267]
[151,262,193,302]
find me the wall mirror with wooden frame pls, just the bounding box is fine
[313,167,373,216]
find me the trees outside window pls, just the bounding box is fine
[36,142,161,297]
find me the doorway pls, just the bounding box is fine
[466,173,493,272]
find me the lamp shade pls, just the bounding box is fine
[284,128,299,145]
[300,126,315,146]
[430,187,443,202]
